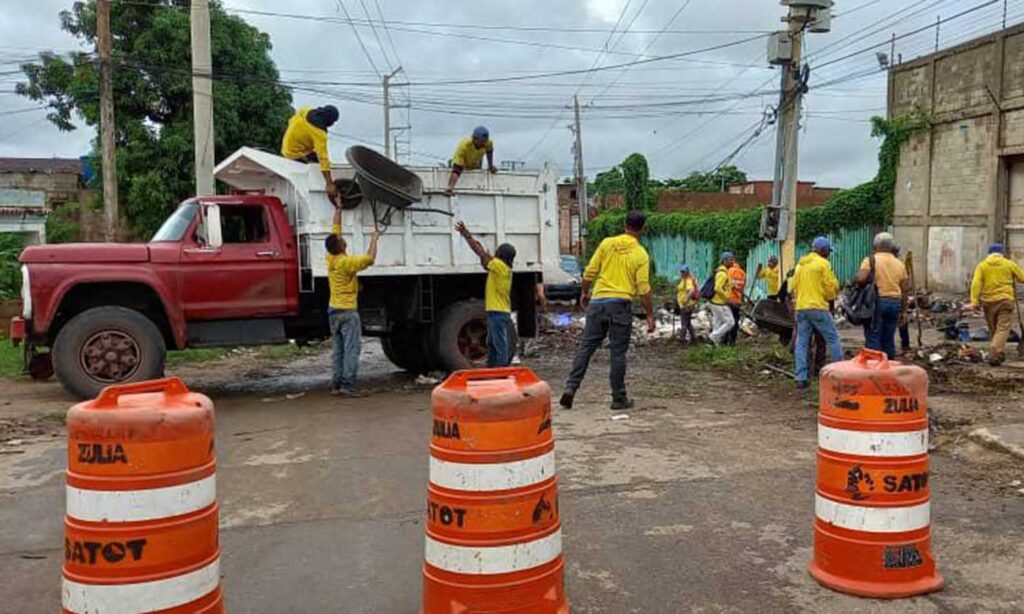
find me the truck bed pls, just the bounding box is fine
[215,148,560,279]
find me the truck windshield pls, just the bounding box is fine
[151,201,199,242]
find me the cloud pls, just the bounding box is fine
[0,0,997,189]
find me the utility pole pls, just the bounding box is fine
[572,95,589,256]
[97,0,118,240]
[383,66,401,160]
[191,0,215,195]
[765,1,832,274]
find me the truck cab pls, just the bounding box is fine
[13,148,556,398]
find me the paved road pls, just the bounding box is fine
[2,341,1023,613]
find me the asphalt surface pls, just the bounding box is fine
[2,340,1023,613]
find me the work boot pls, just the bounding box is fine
[559,391,575,410]
[610,397,634,411]
[989,351,1005,367]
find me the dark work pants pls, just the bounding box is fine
[678,307,695,343]
[725,304,741,345]
[565,300,632,401]
[864,298,901,360]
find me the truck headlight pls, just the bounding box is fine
[21,265,31,319]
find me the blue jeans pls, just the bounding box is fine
[486,312,512,368]
[795,310,843,383]
[329,310,362,390]
[865,298,901,359]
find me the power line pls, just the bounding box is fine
[357,0,395,70]
[334,0,382,78]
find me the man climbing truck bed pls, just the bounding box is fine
[10,147,558,398]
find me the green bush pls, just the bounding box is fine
[0,234,24,300]
[45,202,84,243]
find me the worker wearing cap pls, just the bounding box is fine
[790,237,843,388]
[968,243,1024,365]
[855,232,909,360]
[454,221,517,367]
[560,210,654,412]
[676,265,698,344]
[445,126,496,196]
[757,255,782,298]
[709,252,735,346]
[282,105,341,204]
[725,259,747,345]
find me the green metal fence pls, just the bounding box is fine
[643,226,878,300]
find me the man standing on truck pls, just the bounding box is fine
[444,126,496,196]
[560,210,655,412]
[454,221,516,367]
[326,204,379,396]
[282,105,341,205]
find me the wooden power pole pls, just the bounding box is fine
[97,0,118,239]
[191,0,215,195]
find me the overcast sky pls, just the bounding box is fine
[1,0,1021,188]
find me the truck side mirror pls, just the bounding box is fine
[204,204,223,248]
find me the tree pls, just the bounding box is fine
[621,153,650,211]
[17,0,294,237]
[590,167,624,208]
[665,165,748,192]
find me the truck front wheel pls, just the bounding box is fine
[382,323,431,374]
[53,306,167,399]
[432,300,518,372]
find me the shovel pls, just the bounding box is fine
[1015,284,1024,359]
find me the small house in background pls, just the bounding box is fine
[0,157,92,245]
[726,180,838,207]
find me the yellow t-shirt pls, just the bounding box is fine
[281,107,331,172]
[971,253,1024,305]
[758,265,781,296]
[326,224,374,310]
[677,277,698,308]
[860,253,908,299]
[712,266,732,306]
[485,258,512,313]
[452,137,494,170]
[791,252,839,311]
[585,234,651,301]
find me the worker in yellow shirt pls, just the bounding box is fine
[281,105,341,205]
[445,126,496,196]
[756,255,782,298]
[325,203,379,396]
[454,221,516,367]
[790,237,843,388]
[561,211,654,411]
[709,252,735,345]
[967,243,1024,365]
[676,265,698,343]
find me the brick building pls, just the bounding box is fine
[557,182,592,255]
[726,180,837,207]
[0,157,90,208]
[596,180,837,214]
[889,23,1024,291]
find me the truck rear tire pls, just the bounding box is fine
[53,306,167,399]
[382,324,431,373]
[432,300,518,372]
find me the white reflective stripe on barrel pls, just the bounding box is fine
[62,557,219,614]
[818,424,928,457]
[429,450,555,492]
[66,474,217,522]
[815,494,931,533]
[425,529,562,575]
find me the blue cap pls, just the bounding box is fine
[472,126,490,140]
[989,243,1005,254]
[679,264,690,273]
[812,236,831,251]
[720,251,735,261]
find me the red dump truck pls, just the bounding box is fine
[11,147,560,398]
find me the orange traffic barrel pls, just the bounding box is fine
[423,367,569,614]
[809,349,944,598]
[62,378,224,613]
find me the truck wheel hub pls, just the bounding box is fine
[457,320,488,362]
[81,331,142,383]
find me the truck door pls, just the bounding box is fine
[180,203,290,319]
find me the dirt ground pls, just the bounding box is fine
[2,330,1023,613]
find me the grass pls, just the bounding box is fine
[0,340,22,378]
[677,340,793,372]
[166,348,230,366]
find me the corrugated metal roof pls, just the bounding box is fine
[0,157,83,174]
